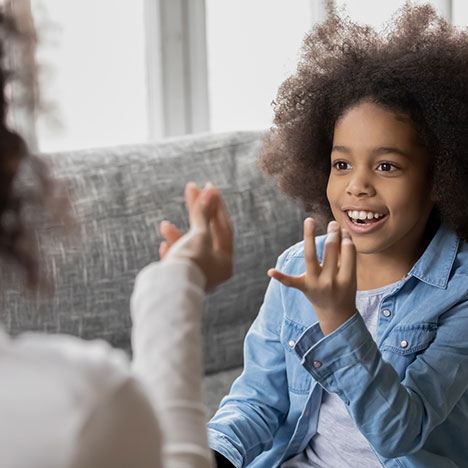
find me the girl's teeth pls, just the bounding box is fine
[347,210,385,221]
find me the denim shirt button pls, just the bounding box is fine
[289,340,296,348]
[400,340,408,348]
[313,360,322,368]
[382,309,391,317]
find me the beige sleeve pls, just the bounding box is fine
[71,378,162,468]
[131,259,214,468]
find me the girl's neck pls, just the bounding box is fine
[356,256,411,290]
[356,214,439,291]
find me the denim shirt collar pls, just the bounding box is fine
[409,223,460,289]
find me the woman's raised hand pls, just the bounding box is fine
[268,219,357,335]
[159,182,233,292]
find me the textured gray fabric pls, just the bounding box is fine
[202,366,243,420]
[0,130,312,374]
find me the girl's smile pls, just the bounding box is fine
[343,209,388,234]
[326,100,436,282]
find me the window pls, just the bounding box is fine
[205,0,315,133]
[27,0,464,152]
[32,0,147,152]
[204,0,457,134]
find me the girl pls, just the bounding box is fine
[208,3,468,467]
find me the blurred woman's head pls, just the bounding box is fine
[0,7,71,291]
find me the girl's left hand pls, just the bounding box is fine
[268,218,357,336]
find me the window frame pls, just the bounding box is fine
[144,0,210,138]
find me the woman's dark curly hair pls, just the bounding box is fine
[0,5,71,292]
[259,2,468,240]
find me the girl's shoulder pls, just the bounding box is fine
[452,239,468,279]
[278,234,327,268]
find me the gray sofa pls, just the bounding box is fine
[1,130,314,418]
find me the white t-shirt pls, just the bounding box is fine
[0,258,214,468]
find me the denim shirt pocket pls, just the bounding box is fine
[380,323,437,380]
[280,319,313,394]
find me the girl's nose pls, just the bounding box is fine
[346,172,376,197]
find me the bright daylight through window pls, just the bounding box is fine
[28,0,468,152]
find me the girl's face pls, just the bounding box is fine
[326,101,435,258]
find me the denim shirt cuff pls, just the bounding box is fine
[294,312,375,382]
[207,428,243,468]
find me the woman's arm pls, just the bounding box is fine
[131,183,233,468]
[131,258,214,468]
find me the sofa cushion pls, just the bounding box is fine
[1,130,310,374]
[202,366,243,420]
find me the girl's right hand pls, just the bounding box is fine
[159,182,233,292]
[268,218,357,336]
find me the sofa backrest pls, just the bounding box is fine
[1,130,310,374]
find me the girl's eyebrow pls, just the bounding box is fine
[331,145,411,158]
[372,146,411,158]
[331,145,351,154]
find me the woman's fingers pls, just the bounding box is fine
[267,269,306,292]
[184,181,201,212]
[321,221,341,277]
[212,190,233,255]
[160,221,183,245]
[159,241,170,259]
[304,218,321,276]
[188,185,218,232]
[338,229,356,281]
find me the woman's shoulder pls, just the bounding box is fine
[2,329,132,397]
[0,330,143,468]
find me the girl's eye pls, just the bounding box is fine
[377,162,397,172]
[333,161,351,170]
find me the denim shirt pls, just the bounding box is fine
[207,223,468,468]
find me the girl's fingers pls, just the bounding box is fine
[267,269,306,292]
[160,221,183,245]
[159,241,169,259]
[304,218,321,276]
[338,229,357,281]
[321,221,341,277]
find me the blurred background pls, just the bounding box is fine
[13,0,468,153]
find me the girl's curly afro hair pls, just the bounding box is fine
[259,2,468,240]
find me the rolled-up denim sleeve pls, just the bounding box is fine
[294,300,468,459]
